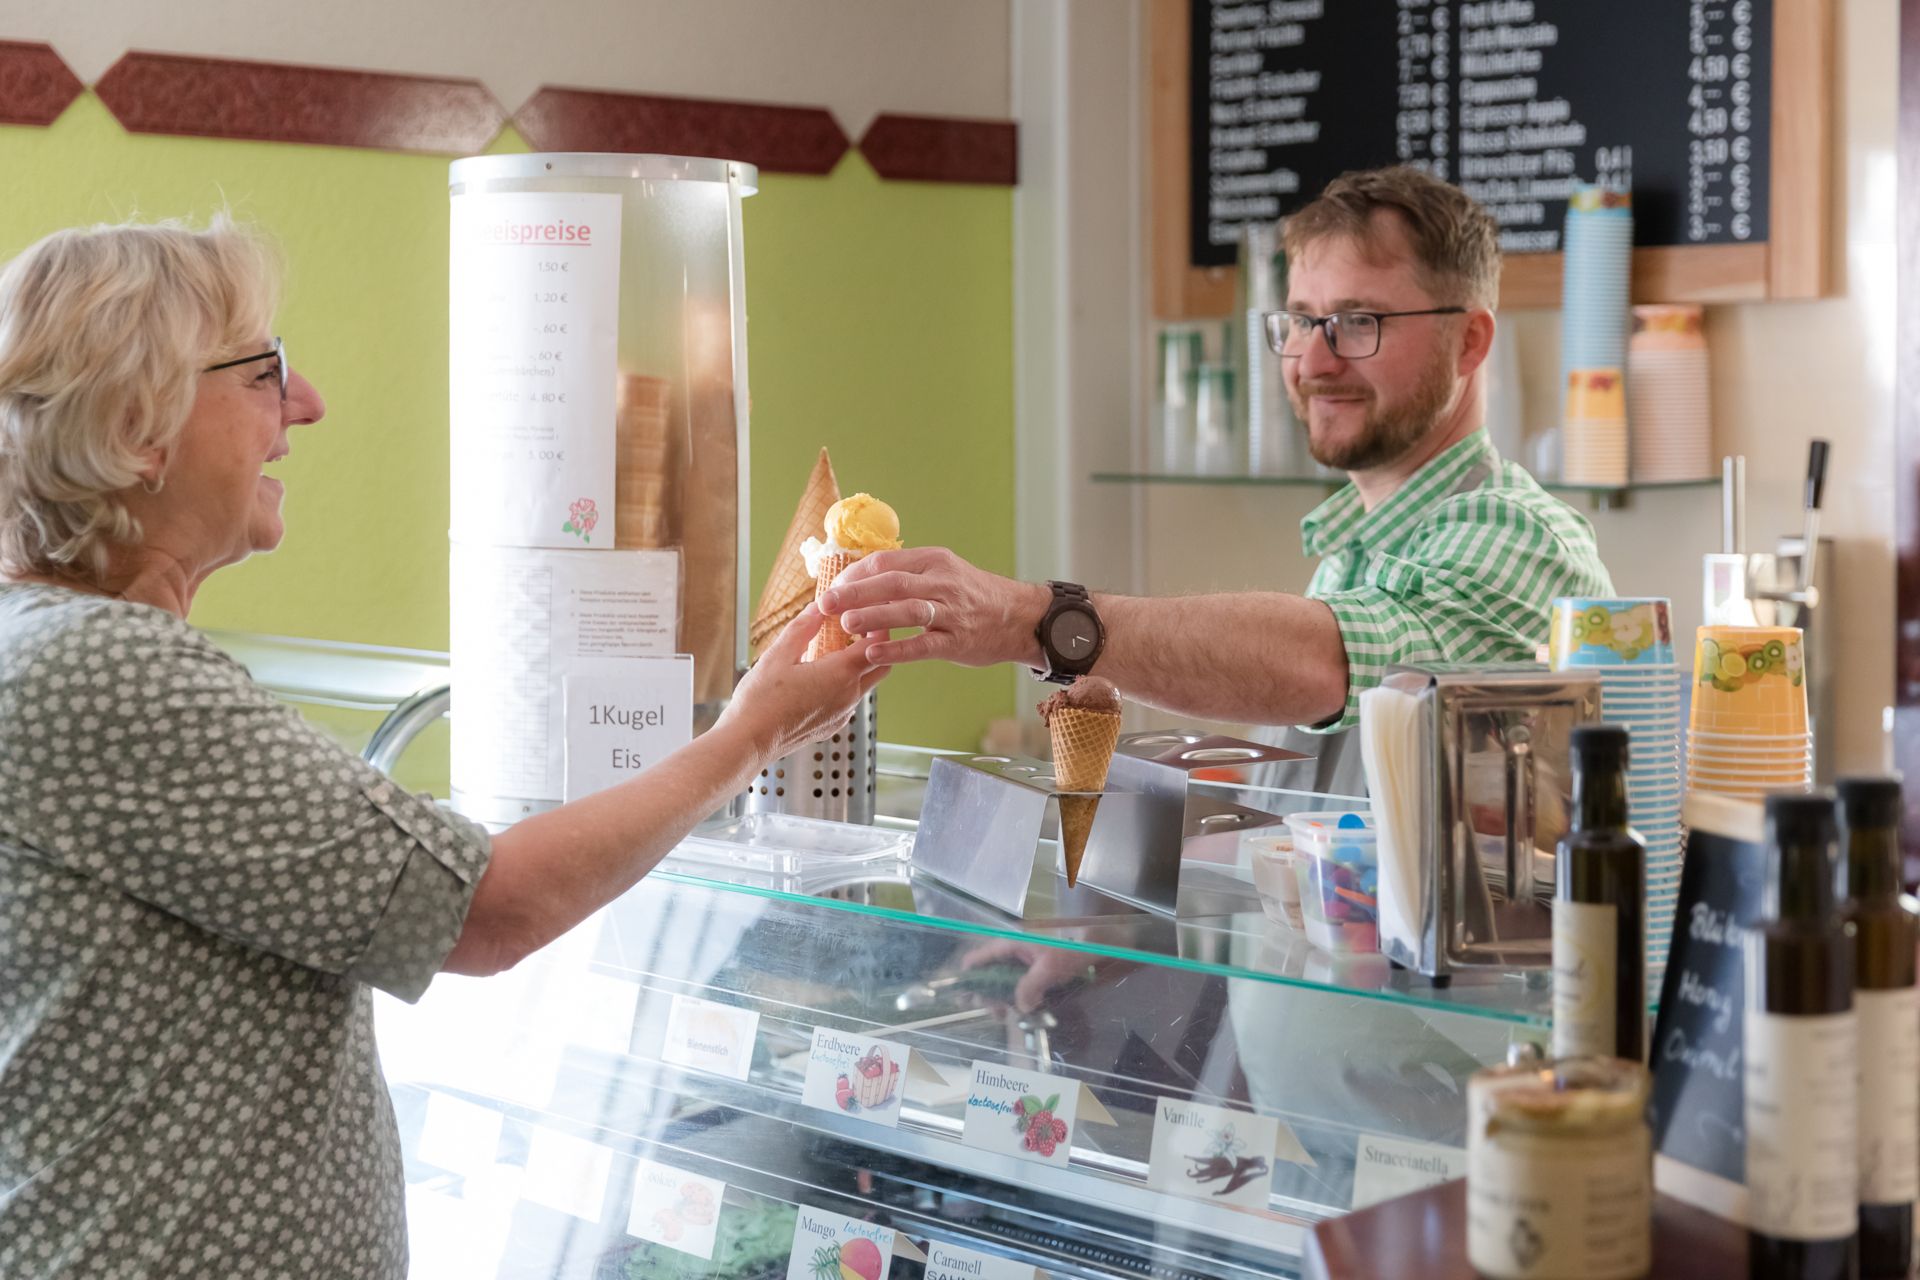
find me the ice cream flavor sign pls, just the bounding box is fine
[923,1241,1046,1280]
[785,1206,895,1280]
[801,1027,903,1128]
[626,1158,724,1260]
[1145,1097,1284,1211]
[960,1061,1080,1168]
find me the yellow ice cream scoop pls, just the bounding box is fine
[825,493,902,554]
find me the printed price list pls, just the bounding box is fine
[446,190,622,549]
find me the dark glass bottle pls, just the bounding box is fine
[1553,723,1645,1061]
[1837,777,1916,1279]
[1746,792,1857,1280]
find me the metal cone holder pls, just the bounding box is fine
[912,733,1308,919]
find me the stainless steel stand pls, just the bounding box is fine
[911,735,1307,919]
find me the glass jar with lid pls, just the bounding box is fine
[1467,1053,1652,1280]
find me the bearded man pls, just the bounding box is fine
[825,167,1614,783]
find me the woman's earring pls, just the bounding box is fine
[141,475,164,495]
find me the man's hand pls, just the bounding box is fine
[821,547,1049,670]
[822,546,1348,726]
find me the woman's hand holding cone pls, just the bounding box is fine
[719,604,891,765]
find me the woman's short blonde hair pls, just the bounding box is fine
[0,215,281,578]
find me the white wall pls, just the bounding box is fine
[1512,0,1896,775]
[1013,1,1143,597]
[0,0,1011,136]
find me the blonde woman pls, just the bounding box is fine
[0,218,886,1278]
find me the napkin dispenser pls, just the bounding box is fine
[1368,662,1602,980]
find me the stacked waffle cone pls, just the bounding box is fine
[1044,693,1123,886]
[750,449,839,659]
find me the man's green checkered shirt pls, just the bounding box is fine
[1302,428,1614,730]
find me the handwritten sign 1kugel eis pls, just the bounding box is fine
[1646,794,1767,1216]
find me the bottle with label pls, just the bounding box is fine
[1837,777,1917,1278]
[1552,723,1645,1061]
[1746,791,1858,1280]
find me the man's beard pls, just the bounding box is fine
[1288,346,1458,471]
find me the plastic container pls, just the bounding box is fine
[666,812,912,876]
[1247,833,1303,929]
[1285,812,1381,954]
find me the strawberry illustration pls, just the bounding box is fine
[834,1074,855,1111]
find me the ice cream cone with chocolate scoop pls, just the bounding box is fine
[1038,676,1123,885]
[800,492,901,662]
[750,448,840,660]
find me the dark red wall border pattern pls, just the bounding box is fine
[94,53,506,154]
[0,41,82,127]
[859,113,1017,185]
[515,87,849,176]
[1898,0,1920,870]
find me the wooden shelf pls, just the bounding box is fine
[1149,0,1837,319]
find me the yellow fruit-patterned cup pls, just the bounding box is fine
[1690,626,1808,736]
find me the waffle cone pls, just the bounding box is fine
[1048,706,1121,884]
[803,549,860,662]
[1057,795,1101,887]
[752,448,840,660]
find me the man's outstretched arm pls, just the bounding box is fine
[823,547,1349,727]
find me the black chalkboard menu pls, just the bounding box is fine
[1189,0,1773,268]
[1646,811,1766,1195]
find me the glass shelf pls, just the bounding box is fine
[376,741,1549,1279]
[1091,471,1721,497]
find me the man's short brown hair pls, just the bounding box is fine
[1282,167,1502,309]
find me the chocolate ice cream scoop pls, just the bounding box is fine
[1036,674,1121,724]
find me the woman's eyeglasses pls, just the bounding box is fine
[203,337,287,401]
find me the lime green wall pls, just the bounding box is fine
[0,93,1015,750]
[744,153,1016,751]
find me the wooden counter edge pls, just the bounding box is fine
[1303,1178,1746,1280]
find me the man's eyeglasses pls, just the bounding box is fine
[1263,309,1466,360]
[203,337,287,402]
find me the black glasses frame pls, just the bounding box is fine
[1264,308,1467,359]
[203,336,287,401]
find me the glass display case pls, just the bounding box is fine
[374,748,1550,1280]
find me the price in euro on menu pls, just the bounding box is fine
[449,191,623,549]
[1189,0,1772,267]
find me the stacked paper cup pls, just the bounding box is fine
[1560,185,1632,487]
[1550,598,1685,988]
[1628,305,1713,482]
[1687,626,1813,797]
[1563,369,1629,487]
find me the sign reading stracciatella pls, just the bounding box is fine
[1189,0,1773,267]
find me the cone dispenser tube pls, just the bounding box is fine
[446,153,756,827]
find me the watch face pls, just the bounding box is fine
[1049,610,1099,662]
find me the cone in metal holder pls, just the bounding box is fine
[1047,706,1121,885]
